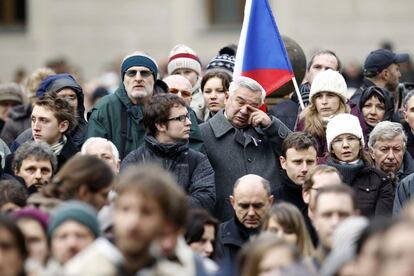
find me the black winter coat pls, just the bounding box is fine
[274,170,307,211]
[328,159,394,217]
[121,135,216,210]
[215,218,258,262]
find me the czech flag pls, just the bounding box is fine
[234,0,294,96]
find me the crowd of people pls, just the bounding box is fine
[0,41,413,276]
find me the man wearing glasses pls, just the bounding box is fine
[121,93,215,211]
[87,52,204,159]
[86,52,159,159]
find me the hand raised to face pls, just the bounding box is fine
[246,105,271,128]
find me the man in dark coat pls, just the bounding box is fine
[121,94,215,210]
[200,76,291,221]
[275,132,318,212]
[215,174,273,262]
[369,121,414,183]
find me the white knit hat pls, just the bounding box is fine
[309,69,347,104]
[167,44,202,75]
[326,113,364,150]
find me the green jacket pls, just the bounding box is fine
[86,86,204,159]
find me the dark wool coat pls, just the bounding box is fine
[215,218,258,262]
[200,110,291,221]
[328,159,394,217]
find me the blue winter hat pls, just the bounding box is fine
[121,53,158,81]
[36,73,82,98]
[48,200,100,238]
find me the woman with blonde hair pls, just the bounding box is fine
[262,202,314,257]
[295,69,365,163]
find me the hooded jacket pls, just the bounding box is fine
[7,74,88,152]
[36,73,87,149]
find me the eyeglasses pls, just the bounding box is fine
[169,88,192,98]
[125,69,153,78]
[167,113,190,122]
[332,136,360,146]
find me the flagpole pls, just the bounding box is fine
[291,77,305,110]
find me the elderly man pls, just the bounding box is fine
[200,76,291,221]
[87,52,202,159]
[369,121,414,182]
[81,137,120,174]
[215,174,273,261]
[163,75,193,106]
[351,48,409,104]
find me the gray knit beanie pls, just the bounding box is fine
[48,200,100,238]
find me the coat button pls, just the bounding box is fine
[247,158,252,162]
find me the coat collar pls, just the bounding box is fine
[208,110,235,138]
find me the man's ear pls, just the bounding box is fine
[58,120,69,134]
[230,195,235,208]
[280,156,287,170]
[379,69,389,81]
[155,122,167,133]
[302,190,310,204]
[369,147,375,161]
[268,195,274,205]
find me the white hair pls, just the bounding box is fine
[368,121,407,150]
[81,137,120,161]
[229,76,266,104]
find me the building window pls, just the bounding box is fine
[207,0,245,26]
[0,0,27,30]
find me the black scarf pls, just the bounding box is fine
[327,159,365,185]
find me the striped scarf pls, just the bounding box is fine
[50,135,67,156]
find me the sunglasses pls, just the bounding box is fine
[167,113,190,122]
[169,88,192,98]
[125,69,153,78]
